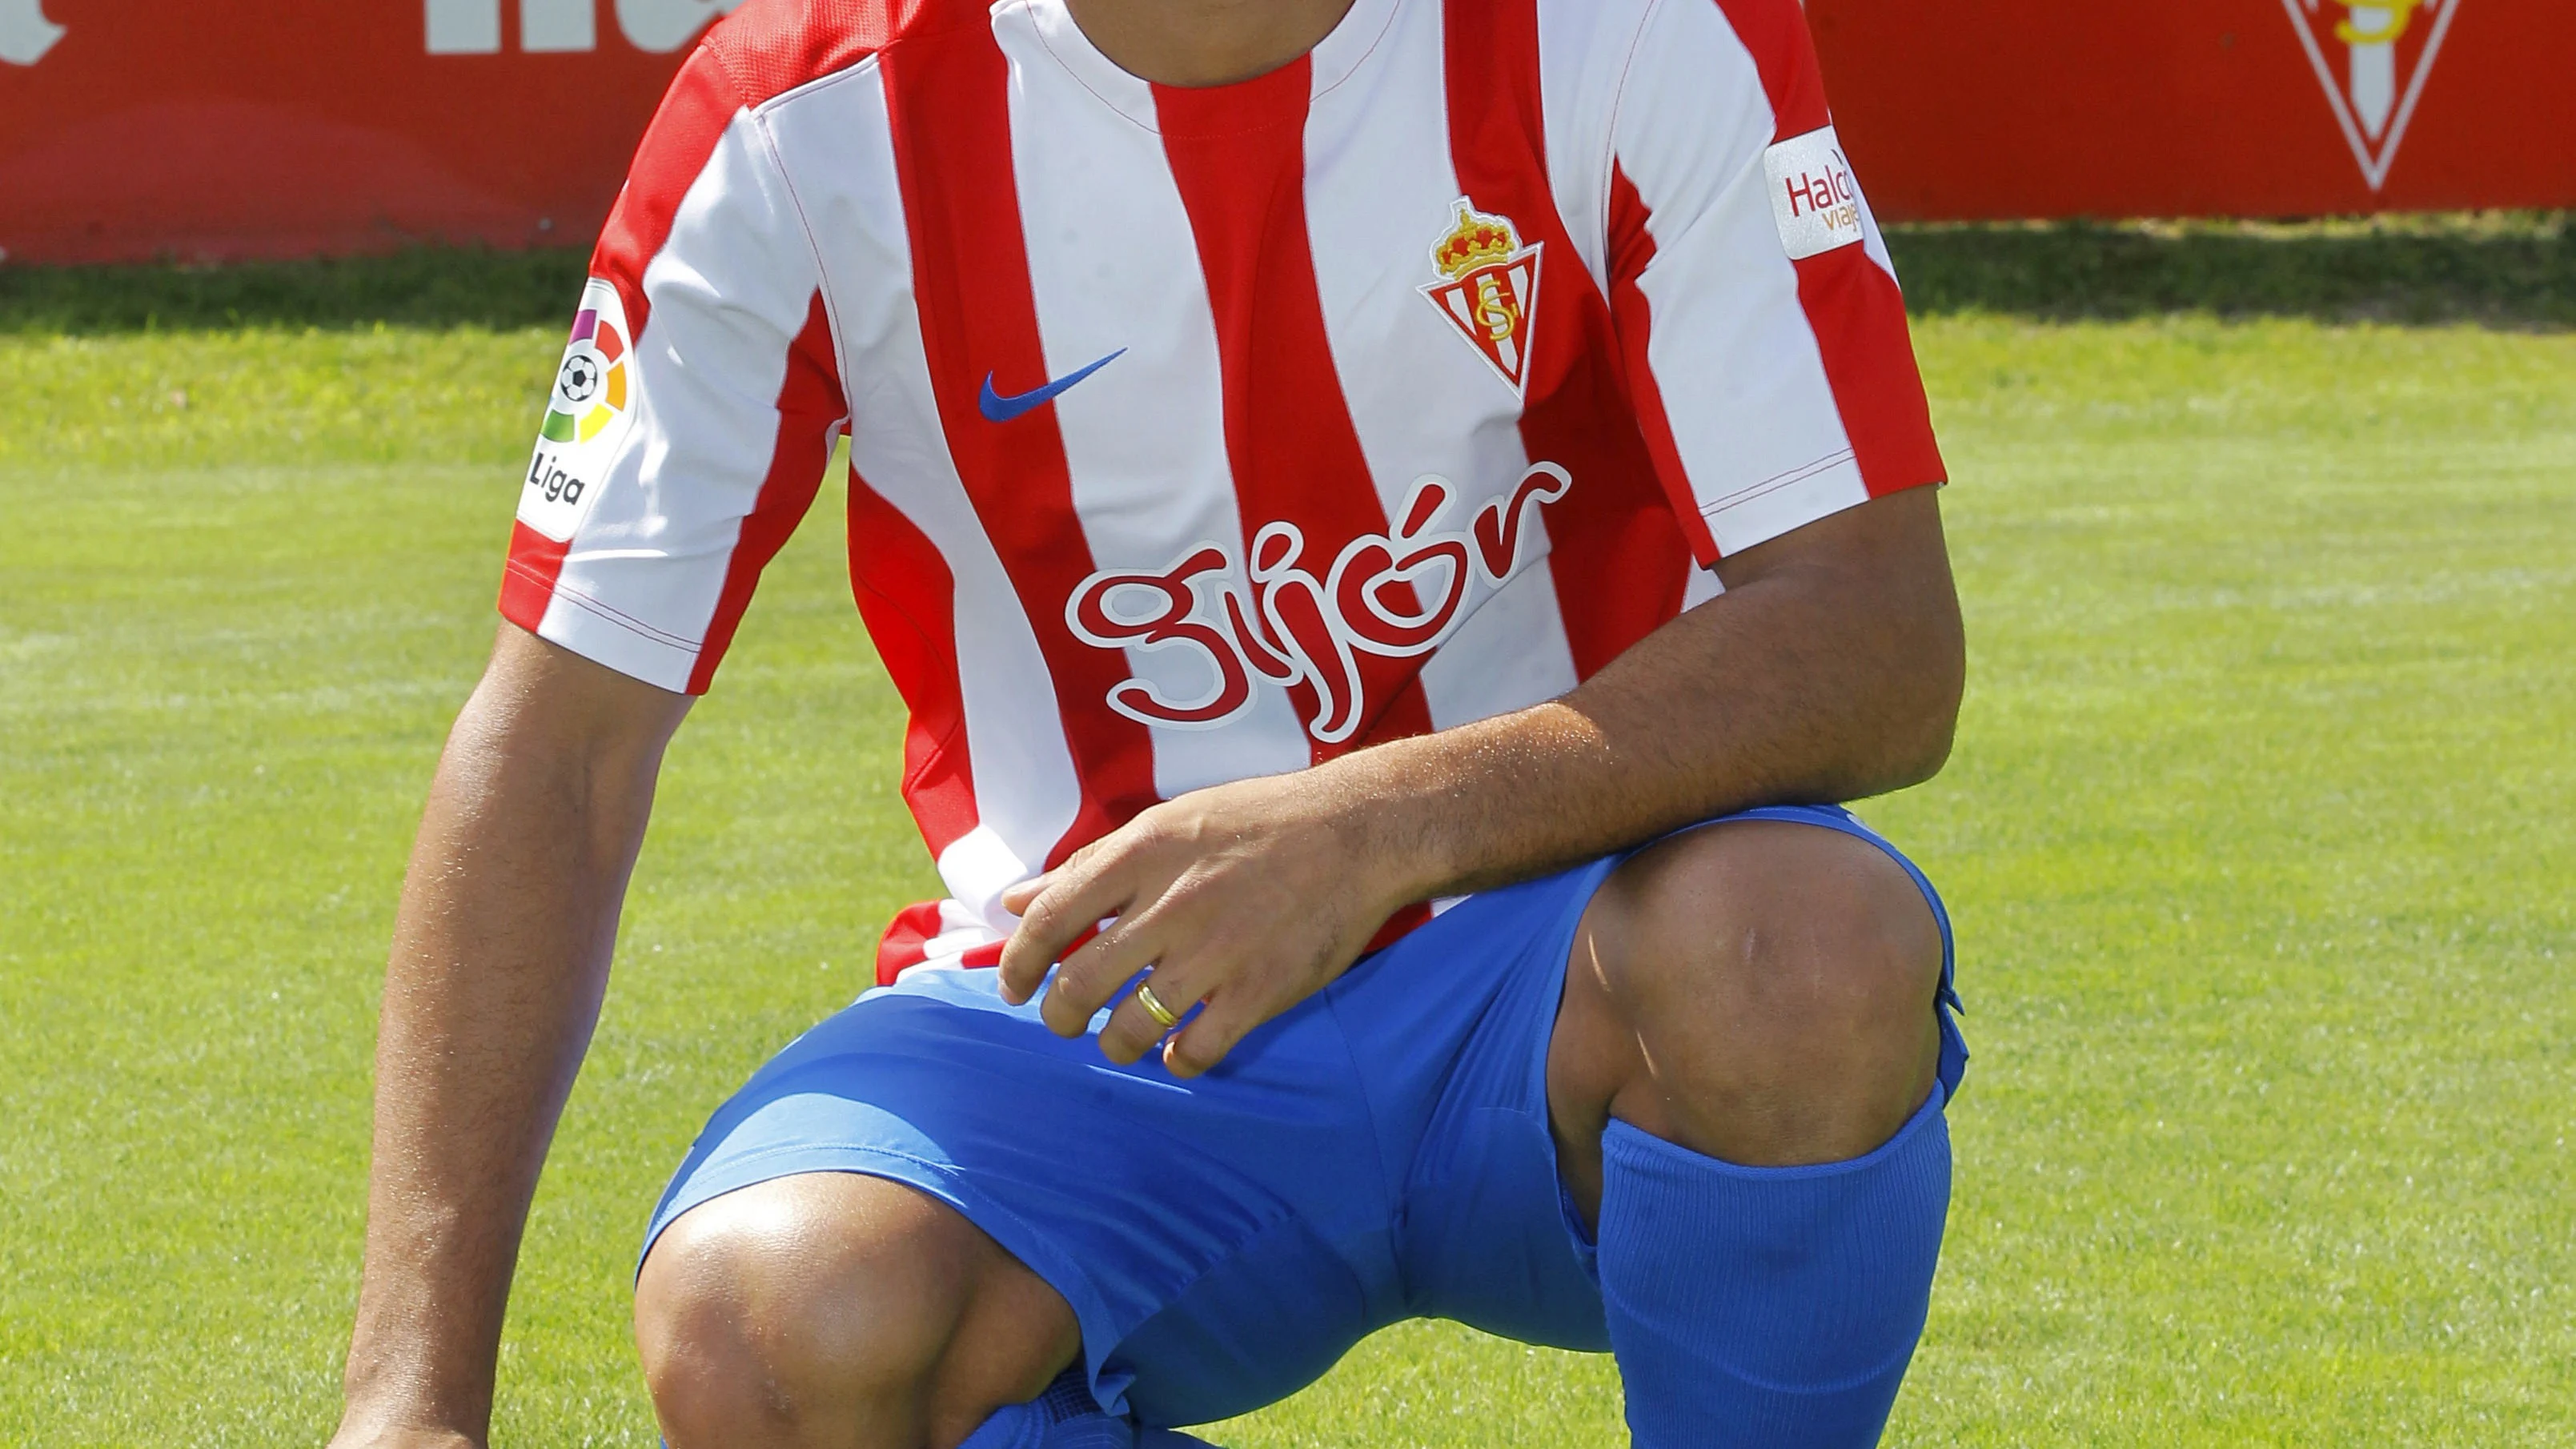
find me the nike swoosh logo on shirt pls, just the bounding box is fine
[977,349,1125,423]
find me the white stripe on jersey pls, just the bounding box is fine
[1302,0,1579,729]
[1611,0,1868,558]
[540,110,821,689]
[767,59,1082,909]
[1534,0,1651,288]
[1000,12,1315,798]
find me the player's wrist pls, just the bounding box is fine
[1314,748,1460,912]
[328,1395,486,1449]
[335,1328,497,1449]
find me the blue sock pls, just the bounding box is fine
[1597,1087,1952,1448]
[956,1369,1119,1449]
[953,1400,1053,1449]
[953,1368,1221,1449]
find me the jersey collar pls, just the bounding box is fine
[1013,0,1403,132]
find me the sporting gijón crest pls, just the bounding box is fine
[1420,200,1543,396]
[2280,0,2462,190]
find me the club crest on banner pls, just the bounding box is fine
[1419,200,1543,396]
[2279,0,2462,190]
[0,0,67,66]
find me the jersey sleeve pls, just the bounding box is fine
[500,42,848,694]
[1602,0,1942,566]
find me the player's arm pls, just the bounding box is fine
[997,488,1960,1073]
[327,32,845,1440]
[1347,484,1961,895]
[331,626,688,1449]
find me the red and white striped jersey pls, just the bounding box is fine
[499,0,1944,982]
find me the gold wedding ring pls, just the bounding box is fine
[1134,979,1181,1030]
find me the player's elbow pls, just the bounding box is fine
[1881,694,1959,794]
[1844,716,1955,805]
[1822,597,1962,800]
[1869,627,1965,795]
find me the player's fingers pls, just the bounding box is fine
[1160,986,1263,1079]
[993,873,1059,1004]
[1093,949,1223,1066]
[997,849,1127,1005]
[1041,910,1166,1039]
[997,873,1049,918]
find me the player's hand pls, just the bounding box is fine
[995,770,1421,1076]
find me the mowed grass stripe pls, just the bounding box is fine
[1,316,2569,1446]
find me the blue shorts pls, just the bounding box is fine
[642,805,1964,1428]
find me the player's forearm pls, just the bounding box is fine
[1332,494,1964,905]
[338,644,678,1441]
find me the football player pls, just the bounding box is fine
[330,0,1969,1444]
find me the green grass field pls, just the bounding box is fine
[3,239,2573,1445]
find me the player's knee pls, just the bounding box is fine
[636,1174,975,1449]
[1586,820,1944,1162]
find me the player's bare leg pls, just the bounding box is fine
[1548,817,1945,1196]
[1547,817,1952,1445]
[637,1173,1078,1449]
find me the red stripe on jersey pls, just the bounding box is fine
[882,26,1160,865]
[1705,0,1827,134]
[874,899,945,985]
[506,46,744,639]
[700,0,918,102]
[1788,243,1944,500]
[596,2,915,332]
[847,469,979,858]
[591,46,743,339]
[1707,0,1944,500]
[1154,67,1436,761]
[686,293,849,693]
[1604,162,1722,565]
[1363,901,1434,955]
[1441,0,1692,673]
[498,523,572,633]
[874,917,1004,985]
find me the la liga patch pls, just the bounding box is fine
[519,278,633,543]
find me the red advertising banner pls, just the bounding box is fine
[1810,0,2576,219]
[0,0,725,264]
[1,0,2570,264]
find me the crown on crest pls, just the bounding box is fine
[1430,201,1522,279]
[2328,0,2426,45]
